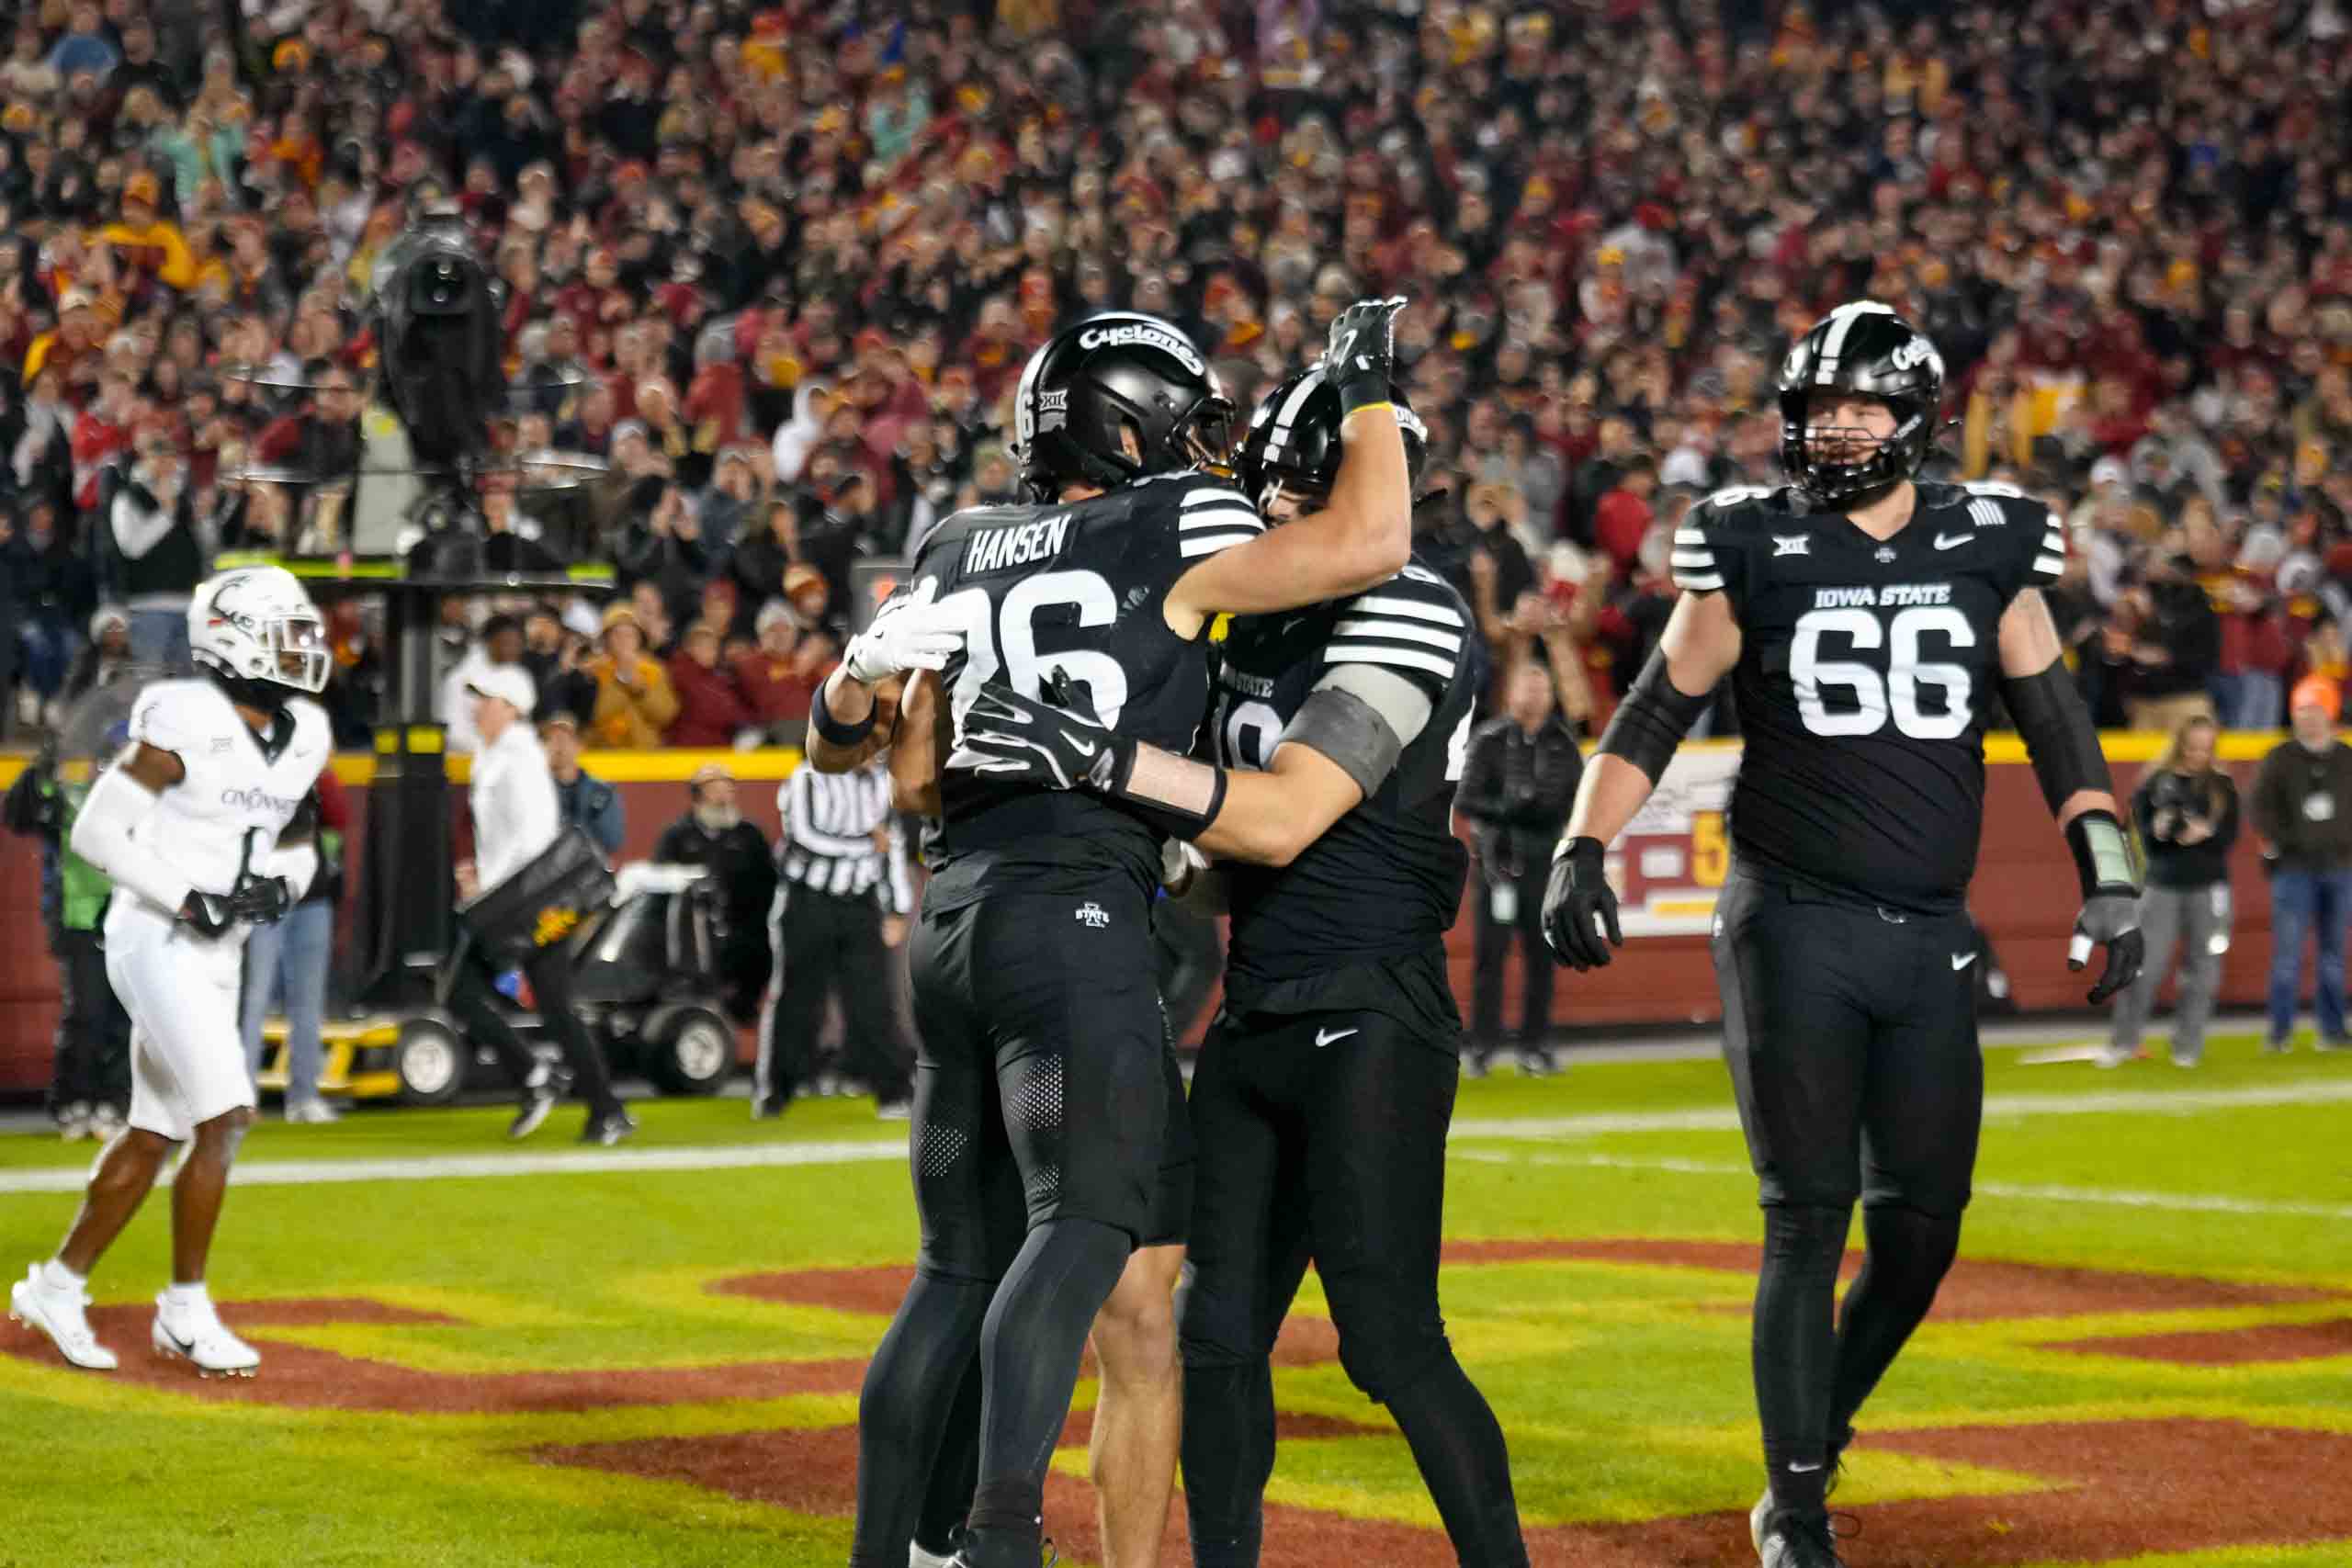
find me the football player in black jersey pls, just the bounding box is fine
[953,368,1528,1568]
[1539,303,2145,1568]
[808,302,1418,1568]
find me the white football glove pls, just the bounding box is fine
[843,580,965,684]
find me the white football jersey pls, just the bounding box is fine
[125,678,333,900]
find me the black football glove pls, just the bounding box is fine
[2064,810,2143,1005]
[177,891,237,938]
[227,874,296,926]
[948,676,1125,794]
[1542,836,1623,971]
[1321,295,1408,416]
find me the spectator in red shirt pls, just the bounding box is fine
[1592,453,1660,574]
[68,367,136,513]
[732,601,832,743]
[666,619,757,747]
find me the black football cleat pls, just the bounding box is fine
[1754,1507,1845,1568]
[580,1108,638,1146]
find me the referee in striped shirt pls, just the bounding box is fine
[753,756,916,1120]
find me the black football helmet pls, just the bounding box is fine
[1234,367,1428,514]
[1012,311,1236,501]
[1776,302,1944,505]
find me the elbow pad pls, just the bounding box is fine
[1596,649,1712,784]
[69,766,194,915]
[2001,660,2112,814]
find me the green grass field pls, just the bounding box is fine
[2,1035,2348,1568]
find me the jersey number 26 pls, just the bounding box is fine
[924,570,1130,728]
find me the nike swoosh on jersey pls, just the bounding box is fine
[1951,952,1977,970]
[1315,1026,1359,1047]
[1933,533,1974,549]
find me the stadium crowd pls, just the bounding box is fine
[0,0,2350,750]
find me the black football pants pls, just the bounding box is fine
[1179,1008,1528,1568]
[1712,867,1981,1513]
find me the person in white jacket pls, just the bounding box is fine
[447,664,632,1145]
[435,614,533,752]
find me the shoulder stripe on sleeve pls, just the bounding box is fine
[1181,487,1254,509]
[1969,499,2006,531]
[1323,643,1456,678]
[1332,616,1464,652]
[1675,571,1725,592]
[2041,528,2065,552]
[2031,554,2064,576]
[1674,528,1710,546]
[1180,529,1261,558]
[1670,549,1716,569]
[1180,504,1264,531]
[1346,592,1463,626]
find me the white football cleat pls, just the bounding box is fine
[151,1292,260,1377]
[9,1265,119,1371]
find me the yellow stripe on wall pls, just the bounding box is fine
[0,733,2298,793]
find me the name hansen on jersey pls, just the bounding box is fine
[1671,480,2066,911]
[911,470,1262,905]
[1212,559,1477,1032]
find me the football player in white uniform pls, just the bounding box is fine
[8,566,333,1376]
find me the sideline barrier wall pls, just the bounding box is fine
[0,738,2282,1091]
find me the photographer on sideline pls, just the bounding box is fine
[2251,676,2352,1053]
[451,666,635,1145]
[2102,715,2238,1067]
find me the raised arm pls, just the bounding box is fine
[1162,299,1414,635]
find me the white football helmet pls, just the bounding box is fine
[187,565,331,694]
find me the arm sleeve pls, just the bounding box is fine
[67,766,193,914]
[1321,566,1469,705]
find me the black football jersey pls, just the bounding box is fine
[910,470,1264,908]
[1672,479,2067,911]
[1210,558,1478,1035]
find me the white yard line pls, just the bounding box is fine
[1453,1150,2352,1222]
[0,1137,908,1195]
[1451,1077,2352,1143]
[0,1079,2341,1201]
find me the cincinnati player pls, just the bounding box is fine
[1540,303,2144,1568]
[809,301,1415,1568]
[10,566,332,1378]
[952,370,1527,1568]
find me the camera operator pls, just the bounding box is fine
[2102,715,2238,1068]
[651,762,777,1023]
[450,667,634,1145]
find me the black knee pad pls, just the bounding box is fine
[1761,1202,1853,1278]
[1327,1299,1452,1404]
[1858,1203,1962,1312]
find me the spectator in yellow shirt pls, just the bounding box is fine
[587,604,679,748]
[92,173,196,294]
